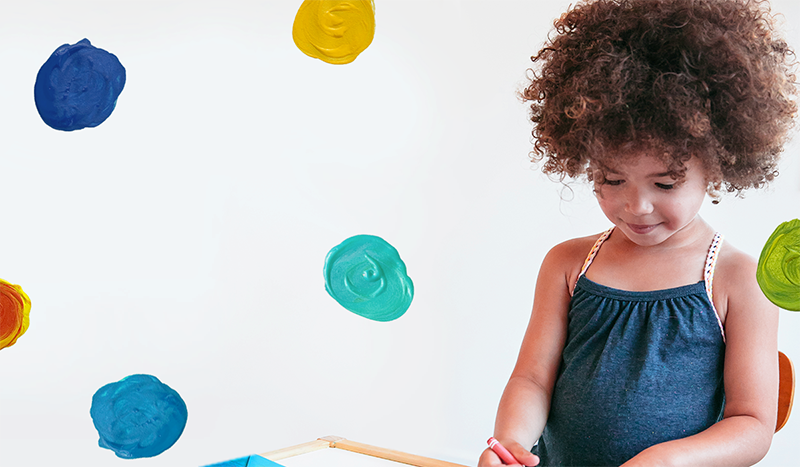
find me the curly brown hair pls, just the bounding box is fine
[523,0,797,196]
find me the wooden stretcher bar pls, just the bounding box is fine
[259,436,469,467]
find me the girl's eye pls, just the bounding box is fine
[604,179,623,186]
[656,183,675,190]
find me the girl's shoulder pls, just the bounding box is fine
[547,232,605,263]
[545,232,606,295]
[716,239,757,277]
[714,239,765,325]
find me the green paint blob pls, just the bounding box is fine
[324,235,414,321]
[757,218,800,311]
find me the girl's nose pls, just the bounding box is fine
[625,188,654,215]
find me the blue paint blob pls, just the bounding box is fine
[90,374,187,459]
[34,38,126,131]
[324,234,414,322]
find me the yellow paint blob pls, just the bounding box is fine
[0,278,31,351]
[292,0,376,64]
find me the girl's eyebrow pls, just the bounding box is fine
[597,165,621,174]
[599,167,674,177]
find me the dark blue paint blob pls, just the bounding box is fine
[34,38,125,131]
[90,374,188,459]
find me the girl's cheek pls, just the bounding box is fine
[593,185,606,199]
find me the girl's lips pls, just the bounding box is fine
[627,223,659,234]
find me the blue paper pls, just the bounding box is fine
[202,454,285,467]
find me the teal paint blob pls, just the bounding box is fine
[324,235,414,321]
[90,374,187,459]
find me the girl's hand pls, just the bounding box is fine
[478,441,540,467]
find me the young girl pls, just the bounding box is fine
[479,0,796,466]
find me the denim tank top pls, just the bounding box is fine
[532,228,726,466]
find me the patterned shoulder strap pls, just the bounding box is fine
[704,232,726,343]
[578,227,615,279]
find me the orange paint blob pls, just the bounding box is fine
[0,279,31,351]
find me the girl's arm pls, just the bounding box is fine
[622,251,779,467]
[478,240,577,467]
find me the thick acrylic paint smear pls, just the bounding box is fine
[292,0,375,64]
[90,374,188,459]
[0,279,31,351]
[757,218,800,311]
[34,38,126,131]
[324,235,413,321]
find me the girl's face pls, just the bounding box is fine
[593,154,709,247]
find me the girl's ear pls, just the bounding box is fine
[586,164,602,184]
[706,180,723,204]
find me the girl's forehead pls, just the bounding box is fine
[592,153,705,179]
[593,154,672,173]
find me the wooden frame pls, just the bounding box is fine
[260,436,469,467]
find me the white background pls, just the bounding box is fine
[0,1,798,466]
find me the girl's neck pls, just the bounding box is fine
[615,216,714,253]
[585,217,716,292]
